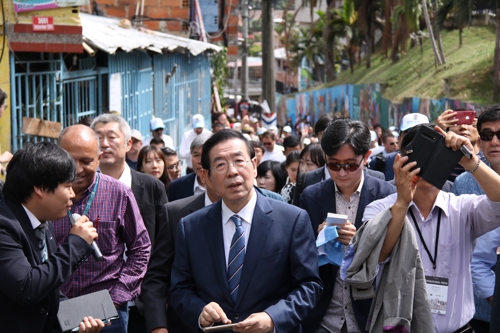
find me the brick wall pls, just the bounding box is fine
[94,0,239,54]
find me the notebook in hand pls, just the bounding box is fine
[57,289,119,332]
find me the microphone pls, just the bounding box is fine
[69,213,104,262]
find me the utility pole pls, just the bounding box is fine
[261,0,275,111]
[241,0,249,100]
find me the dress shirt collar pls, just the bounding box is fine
[22,204,42,230]
[410,190,449,217]
[193,174,206,196]
[222,188,257,226]
[324,165,331,180]
[204,192,214,207]
[334,171,364,196]
[118,163,132,188]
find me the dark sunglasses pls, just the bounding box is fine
[326,158,364,172]
[479,129,500,141]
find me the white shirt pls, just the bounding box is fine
[260,145,286,163]
[363,191,500,333]
[118,163,132,188]
[179,128,211,168]
[22,205,48,260]
[204,192,215,207]
[22,204,42,230]
[193,175,206,196]
[221,188,257,265]
[143,134,175,149]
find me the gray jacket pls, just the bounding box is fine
[343,208,434,333]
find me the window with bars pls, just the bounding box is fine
[182,22,190,30]
[182,0,189,7]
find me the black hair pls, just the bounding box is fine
[201,129,254,173]
[137,145,171,191]
[299,143,326,168]
[321,118,370,157]
[381,129,395,144]
[0,89,6,107]
[373,123,383,130]
[314,114,337,136]
[283,135,301,149]
[250,140,265,153]
[261,131,276,140]
[286,150,301,167]
[256,160,288,193]
[213,122,225,129]
[161,147,177,157]
[150,137,165,146]
[3,142,76,203]
[477,106,500,132]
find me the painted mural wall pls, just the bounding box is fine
[276,83,489,130]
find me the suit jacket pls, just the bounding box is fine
[292,166,385,206]
[170,192,323,333]
[167,172,197,202]
[299,175,396,333]
[0,199,92,333]
[131,169,168,246]
[142,193,205,333]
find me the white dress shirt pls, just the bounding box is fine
[221,188,257,265]
[179,128,211,168]
[260,145,286,163]
[117,163,132,188]
[22,205,47,259]
[363,191,500,333]
[193,175,206,196]
[143,134,175,149]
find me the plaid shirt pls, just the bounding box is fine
[53,173,151,306]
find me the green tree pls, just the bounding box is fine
[210,46,228,107]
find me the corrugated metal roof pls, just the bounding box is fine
[80,13,222,56]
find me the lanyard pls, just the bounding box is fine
[409,207,442,271]
[68,173,100,217]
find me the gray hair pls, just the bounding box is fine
[90,114,132,144]
[191,133,212,153]
[59,125,101,153]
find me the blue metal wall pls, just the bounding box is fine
[108,51,153,139]
[153,52,212,150]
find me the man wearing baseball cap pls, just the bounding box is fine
[179,114,211,174]
[143,118,175,149]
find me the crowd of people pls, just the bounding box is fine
[2,91,500,333]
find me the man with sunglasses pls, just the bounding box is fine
[451,107,500,332]
[300,118,396,333]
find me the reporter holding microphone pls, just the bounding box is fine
[0,142,104,333]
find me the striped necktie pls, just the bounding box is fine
[227,215,246,302]
[35,224,47,262]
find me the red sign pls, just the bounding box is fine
[32,16,54,31]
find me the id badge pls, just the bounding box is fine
[425,276,448,315]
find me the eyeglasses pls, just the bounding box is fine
[211,159,251,174]
[326,158,364,172]
[263,142,273,146]
[479,129,500,141]
[388,142,398,146]
[153,128,163,132]
[166,160,183,170]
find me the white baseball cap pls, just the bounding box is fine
[131,129,143,141]
[283,126,292,133]
[370,130,377,142]
[256,127,266,135]
[400,113,429,132]
[192,114,205,129]
[150,118,165,131]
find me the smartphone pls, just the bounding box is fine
[453,109,476,125]
[202,324,238,332]
[326,213,348,226]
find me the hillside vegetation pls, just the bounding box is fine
[331,25,496,105]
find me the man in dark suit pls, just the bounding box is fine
[300,119,396,333]
[170,130,322,333]
[142,152,285,333]
[0,142,103,333]
[167,133,212,202]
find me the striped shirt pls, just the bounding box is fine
[52,173,151,306]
